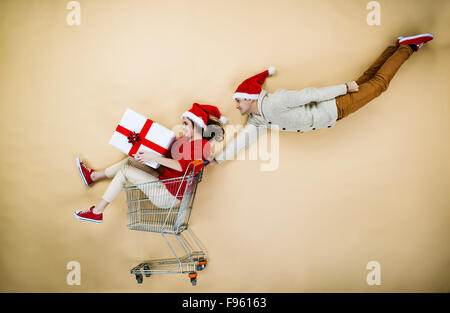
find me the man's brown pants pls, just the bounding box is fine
[336,44,414,120]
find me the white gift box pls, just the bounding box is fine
[109,108,176,169]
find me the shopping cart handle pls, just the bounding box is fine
[192,159,209,167]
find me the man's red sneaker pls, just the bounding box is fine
[76,157,94,186]
[397,33,434,50]
[74,206,103,223]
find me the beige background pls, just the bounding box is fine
[0,0,449,292]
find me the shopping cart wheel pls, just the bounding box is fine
[197,258,207,271]
[143,264,151,277]
[135,274,143,284]
[188,272,197,286]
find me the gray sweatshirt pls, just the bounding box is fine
[215,84,348,163]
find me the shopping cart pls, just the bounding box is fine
[125,159,208,286]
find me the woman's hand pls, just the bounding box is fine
[133,151,157,164]
[346,81,359,93]
[133,151,182,171]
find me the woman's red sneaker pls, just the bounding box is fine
[74,206,103,223]
[76,157,94,186]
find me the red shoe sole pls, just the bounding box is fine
[398,33,434,46]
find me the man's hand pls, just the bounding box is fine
[346,81,359,93]
[209,159,219,165]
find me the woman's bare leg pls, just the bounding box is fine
[91,157,163,215]
[89,158,130,183]
[93,199,109,214]
[91,171,107,182]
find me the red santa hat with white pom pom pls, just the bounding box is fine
[232,66,275,100]
[181,103,227,130]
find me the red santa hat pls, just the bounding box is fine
[181,103,227,129]
[232,67,275,100]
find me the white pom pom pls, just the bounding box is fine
[268,66,275,76]
[219,115,228,124]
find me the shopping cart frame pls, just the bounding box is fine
[125,160,208,286]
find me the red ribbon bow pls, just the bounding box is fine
[115,119,168,156]
[127,131,141,145]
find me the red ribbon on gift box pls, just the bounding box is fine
[115,119,168,156]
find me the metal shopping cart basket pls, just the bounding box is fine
[125,159,208,286]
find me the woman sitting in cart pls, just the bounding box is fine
[74,103,226,223]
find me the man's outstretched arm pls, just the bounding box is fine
[281,83,354,108]
[214,123,266,164]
